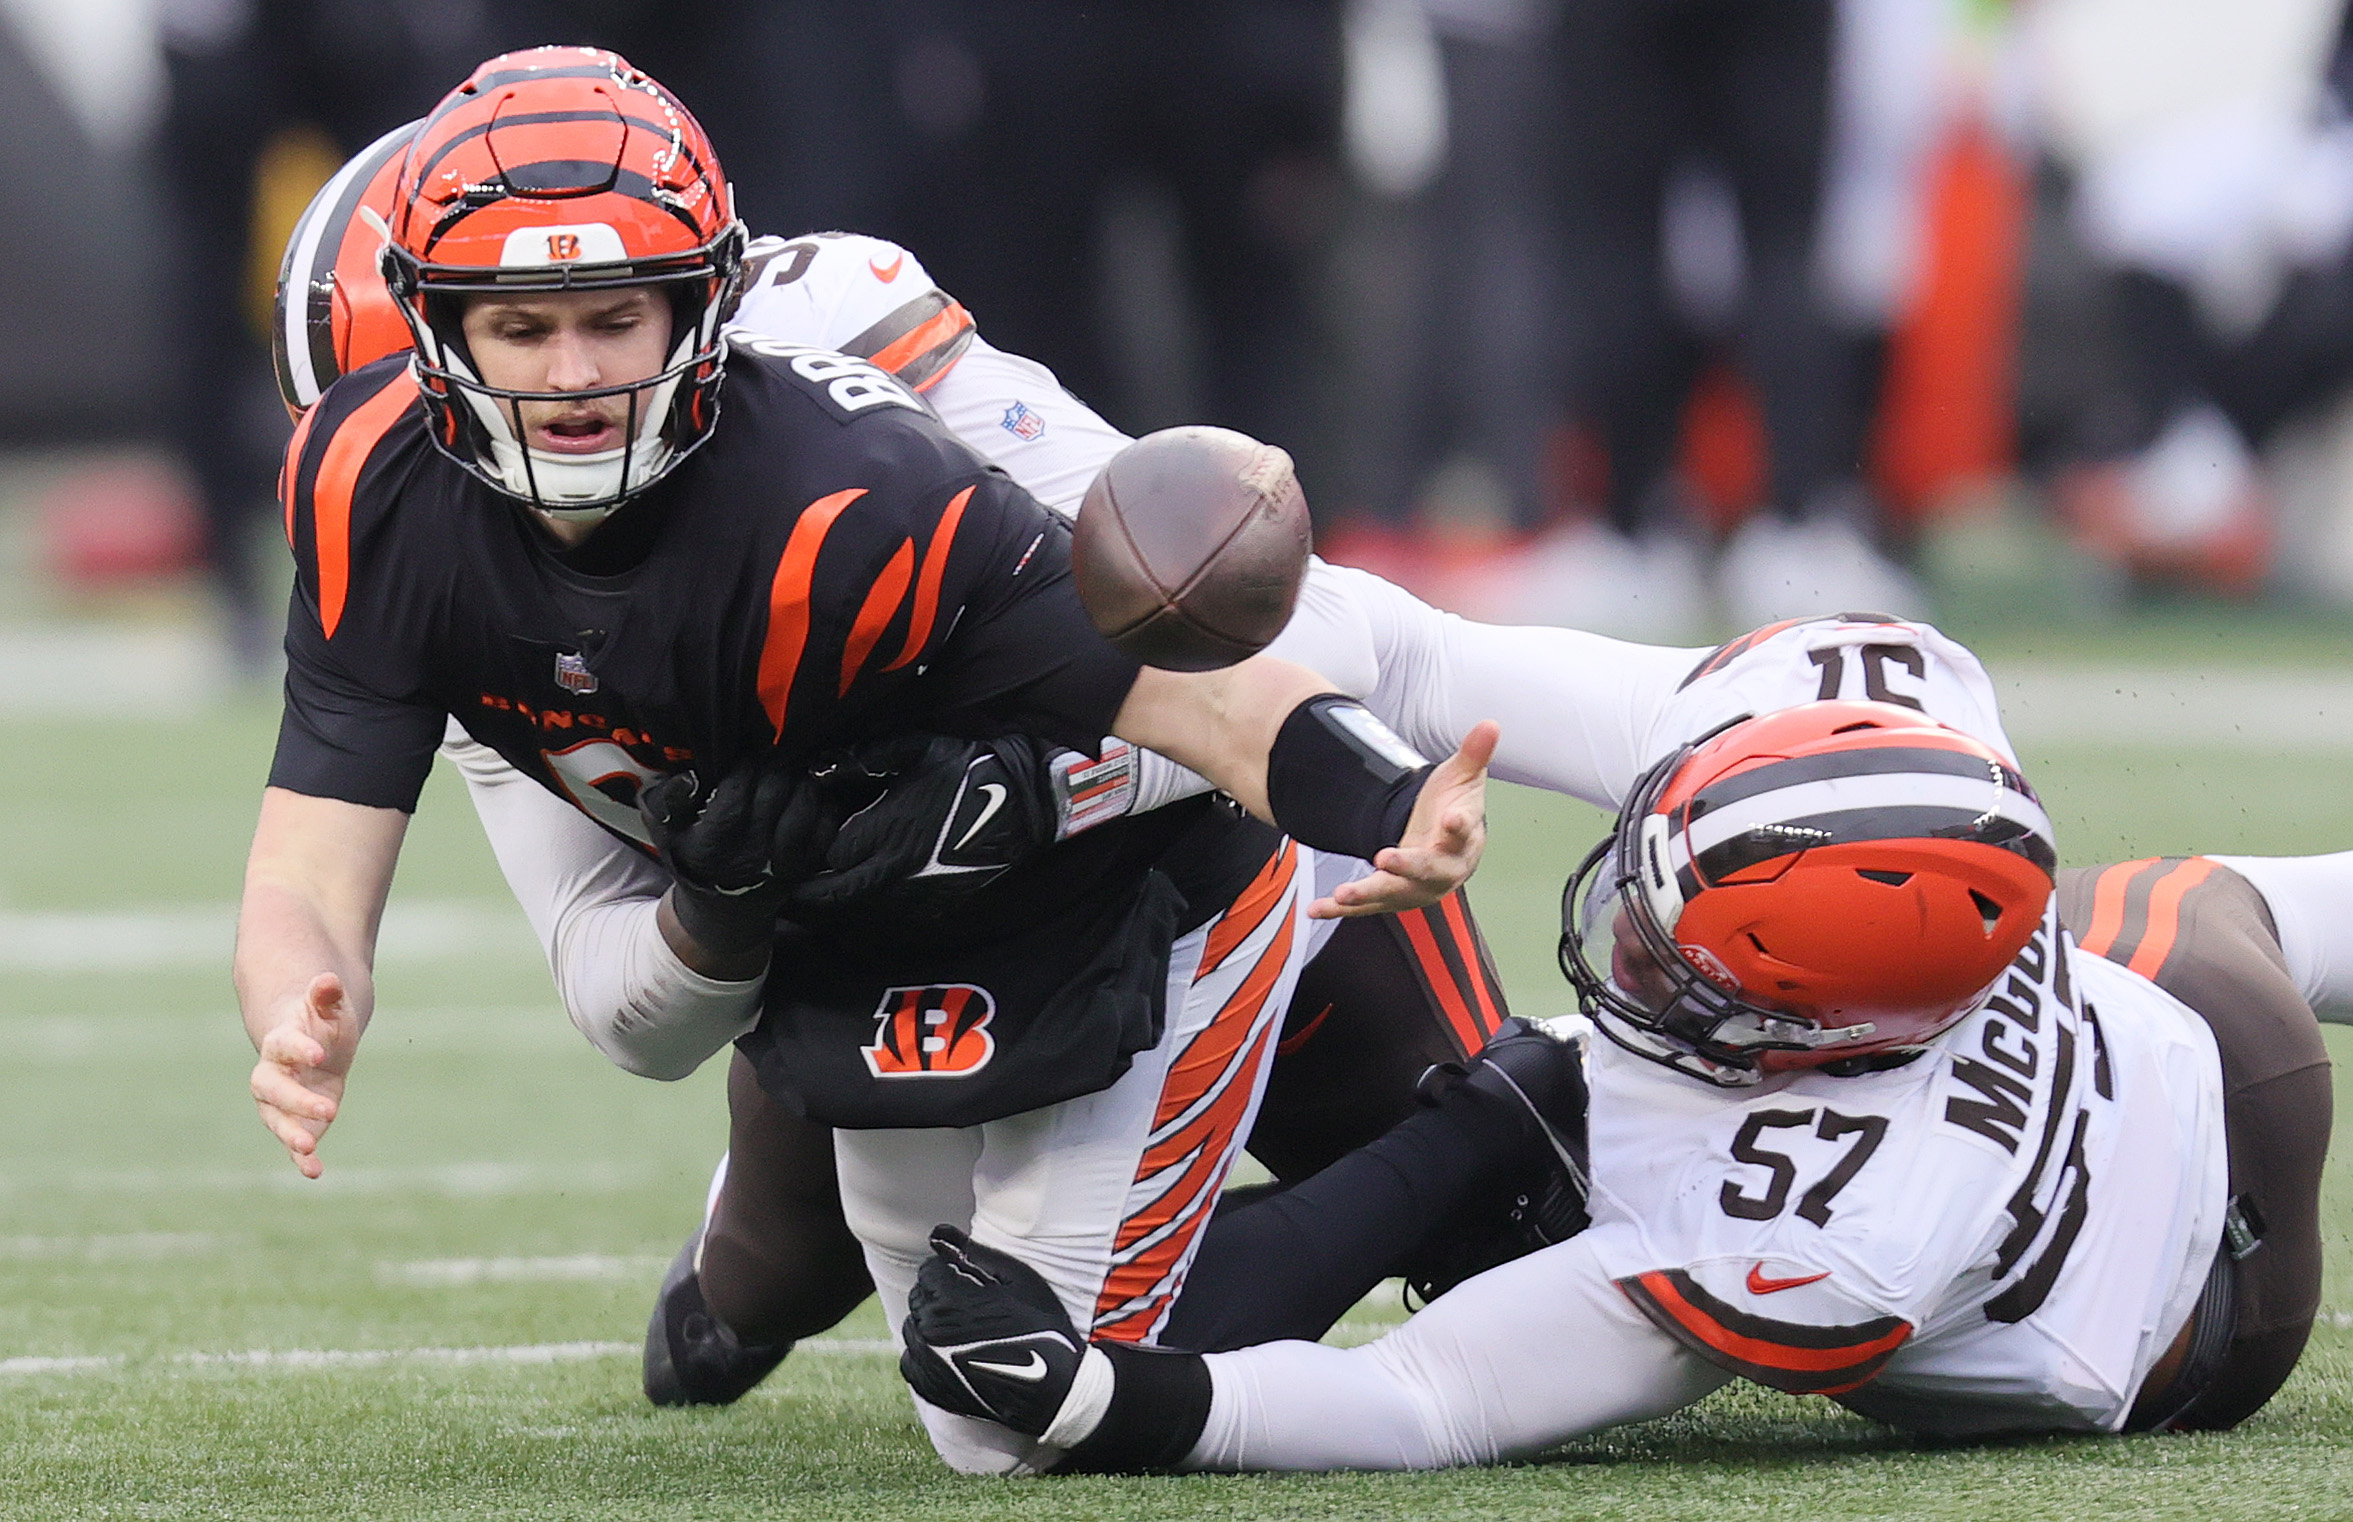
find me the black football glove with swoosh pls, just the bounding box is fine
[787,735,1059,919]
[637,757,839,956]
[899,1226,1086,1434]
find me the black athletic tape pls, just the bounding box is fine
[1055,1343,1214,1474]
[1266,695,1434,860]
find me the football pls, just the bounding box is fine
[1070,426,1313,671]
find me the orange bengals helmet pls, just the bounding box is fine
[377,47,745,519]
[274,120,416,416]
[1560,701,2058,1086]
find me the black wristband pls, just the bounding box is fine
[1266,695,1434,860]
[1055,1342,1214,1475]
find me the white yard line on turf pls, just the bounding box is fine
[0,1337,899,1378]
[379,1254,669,1286]
[0,901,533,971]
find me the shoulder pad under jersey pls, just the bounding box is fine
[729,232,975,391]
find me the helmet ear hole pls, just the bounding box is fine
[1970,888,2003,936]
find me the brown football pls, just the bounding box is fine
[1071,426,1313,671]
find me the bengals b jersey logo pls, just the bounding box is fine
[862,983,996,1078]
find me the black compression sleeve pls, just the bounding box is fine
[1054,1343,1214,1474]
[1265,695,1435,860]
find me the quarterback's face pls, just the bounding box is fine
[460,288,674,456]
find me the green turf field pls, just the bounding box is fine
[1,677,2348,1521]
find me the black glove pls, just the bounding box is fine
[899,1226,1085,1435]
[787,735,1058,918]
[637,757,837,955]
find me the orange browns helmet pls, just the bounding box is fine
[1560,700,2058,1086]
[377,47,746,519]
[275,121,415,416]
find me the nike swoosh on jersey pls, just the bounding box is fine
[1747,1264,1833,1295]
[953,782,1009,851]
[965,1350,1048,1381]
[870,251,905,283]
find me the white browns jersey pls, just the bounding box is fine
[729,231,1130,517]
[1580,617,2229,1434]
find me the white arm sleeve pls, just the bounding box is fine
[442,728,762,1080]
[1184,1237,1730,1471]
[1267,562,1708,809]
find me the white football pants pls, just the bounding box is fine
[834,841,1351,1473]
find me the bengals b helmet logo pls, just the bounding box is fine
[862,984,996,1079]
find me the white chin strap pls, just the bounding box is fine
[445,339,689,521]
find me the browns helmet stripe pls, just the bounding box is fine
[1683,743,2034,815]
[1675,763,2055,886]
[274,120,415,414]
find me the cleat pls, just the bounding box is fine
[643,1227,790,1407]
[1405,1018,1592,1304]
[900,1226,1085,1435]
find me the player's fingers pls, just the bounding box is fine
[251,1065,337,1124]
[1317,865,1433,917]
[256,1025,328,1072]
[254,1100,326,1174]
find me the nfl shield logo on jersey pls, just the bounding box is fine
[999,401,1046,442]
[863,983,997,1078]
[553,651,599,695]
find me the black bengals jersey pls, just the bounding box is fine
[270,346,1142,845]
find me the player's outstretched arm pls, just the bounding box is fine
[1110,656,1494,915]
[233,788,406,1178]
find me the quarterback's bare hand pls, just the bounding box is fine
[1312,721,1494,919]
[249,972,358,1179]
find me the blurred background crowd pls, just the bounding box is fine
[9,0,2353,679]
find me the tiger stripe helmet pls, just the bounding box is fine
[378,47,746,519]
[1560,700,2057,1086]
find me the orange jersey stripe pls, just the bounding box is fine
[311,371,418,638]
[1147,910,1297,1145]
[883,485,974,672]
[1196,842,1298,978]
[2077,858,2158,959]
[2125,857,2218,979]
[1630,1271,1912,1376]
[869,300,973,387]
[757,488,866,736]
[1439,894,1506,1040]
[280,401,321,548]
[838,536,915,696]
[1400,906,1485,1056]
[1098,936,1293,1336]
